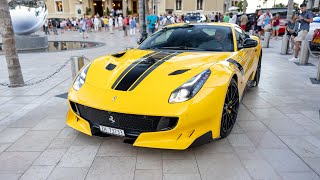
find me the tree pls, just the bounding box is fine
[237,0,243,12]
[274,3,286,8]
[0,0,24,87]
[287,0,294,20]
[243,0,248,14]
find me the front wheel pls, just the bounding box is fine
[220,78,239,138]
[252,53,262,87]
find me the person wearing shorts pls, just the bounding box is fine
[256,10,263,38]
[272,14,280,39]
[289,3,313,62]
[286,14,299,53]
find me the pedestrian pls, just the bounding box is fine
[122,17,127,36]
[215,12,219,22]
[44,19,50,35]
[103,16,109,32]
[162,11,175,26]
[230,12,237,24]
[147,10,158,34]
[257,10,264,38]
[86,18,92,32]
[289,3,313,62]
[94,16,100,32]
[263,10,272,33]
[210,12,215,22]
[240,13,248,31]
[129,16,136,36]
[60,19,66,33]
[286,14,299,53]
[81,18,88,39]
[223,13,230,22]
[108,16,114,33]
[272,13,280,40]
[118,15,123,30]
[51,19,58,35]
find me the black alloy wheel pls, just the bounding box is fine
[253,54,262,87]
[220,78,239,138]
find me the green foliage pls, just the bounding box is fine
[237,0,243,12]
[274,3,286,8]
[85,7,91,15]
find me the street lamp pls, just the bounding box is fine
[141,0,148,41]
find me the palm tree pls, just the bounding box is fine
[287,0,294,19]
[0,0,24,87]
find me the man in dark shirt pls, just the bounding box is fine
[289,3,313,62]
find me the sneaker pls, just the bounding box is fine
[288,57,299,62]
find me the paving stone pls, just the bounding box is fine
[136,149,162,170]
[163,160,199,174]
[163,173,201,180]
[0,128,29,143]
[279,171,320,180]
[97,138,137,157]
[303,158,320,175]
[227,134,255,147]
[134,169,162,180]
[242,160,281,180]
[86,156,136,180]
[234,147,264,160]
[72,133,102,146]
[238,120,268,132]
[56,127,79,139]
[193,138,234,155]
[58,146,98,168]
[259,148,311,172]
[162,149,195,160]
[0,143,11,153]
[33,149,67,166]
[196,153,251,180]
[231,123,244,134]
[47,138,75,149]
[246,130,287,149]
[237,109,256,121]
[242,99,273,109]
[280,136,320,158]
[32,118,66,130]
[250,108,288,120]
[47,167,88,180]
[0,152,40,173]
[20,165,54,180]
[263,118,311,136]
[0,173,22,180]
[7,130,60,151]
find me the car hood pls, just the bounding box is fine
[85,49,234,93]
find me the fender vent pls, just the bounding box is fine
[106,63,116,71]
[168,69,190,75]
[112,52,126,58]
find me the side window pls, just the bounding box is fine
[150,29,174,46]
[235,27,245,49]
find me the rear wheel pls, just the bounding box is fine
[220,78,239,138]
[253,53,262,87]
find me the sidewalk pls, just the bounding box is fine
[0,31,320,180]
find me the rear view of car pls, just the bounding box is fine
[185,13,201,23]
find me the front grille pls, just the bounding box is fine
[70,101,178,136]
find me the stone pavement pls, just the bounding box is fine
[0,29,320,180]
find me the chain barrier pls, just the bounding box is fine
[0,55,91,87]
[304,40,320,58]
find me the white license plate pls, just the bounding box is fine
[99,125,125,137]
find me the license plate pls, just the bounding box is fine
[99,125,125,137]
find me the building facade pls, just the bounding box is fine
[46,0,226,19]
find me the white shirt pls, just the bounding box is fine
[257,15,264,26]
[108,18,113,26]
[231,15,237,24]
[94,18,99,25]
[162,15,175,25]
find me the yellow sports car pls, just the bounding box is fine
[67,23,262,150]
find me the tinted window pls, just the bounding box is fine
[139,25,234,52]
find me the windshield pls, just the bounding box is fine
[139,25,234,52]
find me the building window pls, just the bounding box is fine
[176,0,182,10]
[197,0,203,10]
[55,1,63,12]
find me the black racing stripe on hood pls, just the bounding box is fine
[128,52,181,91]
[111,51,158,89]
[114,52,171,91]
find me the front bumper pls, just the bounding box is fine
[66,83,228,150]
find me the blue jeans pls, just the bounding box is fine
[148,27,155,34]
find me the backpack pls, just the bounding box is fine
[164,16,173,26]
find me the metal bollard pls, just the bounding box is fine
[317,57,320,81]
[263,32,271,48]
[299,41,310,65]
[280,35,289,55]
[71,56,85,79]
[249,30,253,36]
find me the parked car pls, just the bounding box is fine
[308,17,320,51]
[185,12,201,23]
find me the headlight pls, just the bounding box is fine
[73,63,91,91]
[169,69,211,103]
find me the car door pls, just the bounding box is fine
[234,26,255,82]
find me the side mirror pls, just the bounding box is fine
[243,38,258,48]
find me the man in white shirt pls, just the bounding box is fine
[162,11,175,26]
[93,16,100,32]
[257,10,264,37]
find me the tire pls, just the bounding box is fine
[220,78,239,138]
[252,53,262,87]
